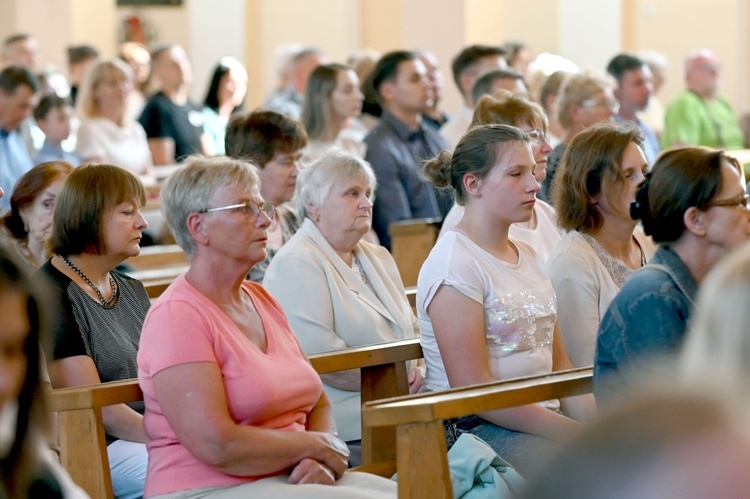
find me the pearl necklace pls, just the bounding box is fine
[60,255,118,307]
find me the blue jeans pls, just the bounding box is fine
[107,439,147,499]
[445,415,555,478]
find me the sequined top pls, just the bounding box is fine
[417,230,559,410]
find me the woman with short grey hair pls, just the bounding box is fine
[139,155,396,497]
[264,150,422,465]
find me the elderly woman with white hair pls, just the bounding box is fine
[263,150,423,462]
[137,156,396,498]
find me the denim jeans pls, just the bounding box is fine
[444,415,556,478]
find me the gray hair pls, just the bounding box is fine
[296,149,377,220]
[161,155,260,256]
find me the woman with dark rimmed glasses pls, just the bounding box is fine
[596,146,750,399]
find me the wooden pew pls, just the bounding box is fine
[126,244,187,271]
[362,367,594,498]
[405,286,417,312]
[389,218,441,287]
[48,338,423,499]
[124,245,189,294]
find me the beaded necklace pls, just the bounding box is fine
[60,255,118,307]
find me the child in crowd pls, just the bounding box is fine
[33,95,80,166]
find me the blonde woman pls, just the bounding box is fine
[75,58,155,184]
[541,72,615,201]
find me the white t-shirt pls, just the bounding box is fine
[76,117,153,176]
[417,230,559,410]
[438,199,564,263]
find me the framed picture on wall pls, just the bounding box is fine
[117,0,183,5]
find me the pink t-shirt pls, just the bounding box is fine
[137,275,323,497]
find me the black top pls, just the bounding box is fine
[139,91,205,162]
[40,261,150,429]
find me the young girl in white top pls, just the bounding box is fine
[418,124,595,477]
[438,90,564,262]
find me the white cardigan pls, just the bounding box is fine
[263,219,417,441]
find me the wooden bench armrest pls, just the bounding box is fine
[363,367,593,427]
[362,368,593,499]
[308,337,421,373]
[48,378,143,412]
[309,338,423,465]
[49,338,423,413]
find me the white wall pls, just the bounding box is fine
[558,0,621,74]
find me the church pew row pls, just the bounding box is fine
[47,338,423,499]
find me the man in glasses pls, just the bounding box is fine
[662,49,744,150]
[607,53,660,166]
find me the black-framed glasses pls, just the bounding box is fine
[198,200,276,220]
[524,129,549,145]
[705,194,750,211]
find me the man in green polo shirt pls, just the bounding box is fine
[662,49,744,150]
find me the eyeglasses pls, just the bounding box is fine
[524,129,549,145]
[580,99,620,114]
[198,200,276,220]
[705,194,750,211]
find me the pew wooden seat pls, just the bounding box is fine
[49,338,423,499]
[389,218,441,287]
[362,367,594,498]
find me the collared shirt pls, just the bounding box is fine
[0,128,34,213]
[594,245,698,400]
[613,113,661,166]
[264,86,303,120]
[364,110,451,249]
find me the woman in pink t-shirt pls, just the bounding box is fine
[137,156,395,498]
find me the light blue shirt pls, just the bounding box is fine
[0,129,34,213]
[614,114,661,167]
[33,140,80,167]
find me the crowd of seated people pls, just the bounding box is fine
[5,30,750,499]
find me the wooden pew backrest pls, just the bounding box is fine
[389,218,441,287]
